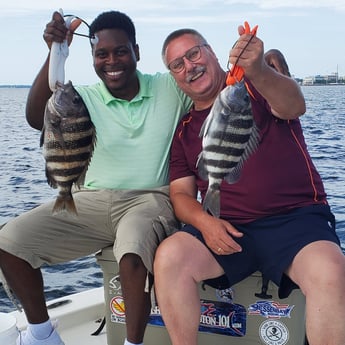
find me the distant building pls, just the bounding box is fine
[302,76,315,85]
[302,73,344,85]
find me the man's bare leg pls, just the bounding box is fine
[154,232,224,345]
[120,253,152,344]
[287,241,345,345]
[0,249,49,323]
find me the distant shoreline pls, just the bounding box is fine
[1,83,345,89]
[0,85,30,88]
[301,83,345,87]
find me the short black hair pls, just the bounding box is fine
[89,11,136,46]
[161,28,207,66]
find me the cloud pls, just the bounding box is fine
[1,0,345,15]
[249,0,345,10]
[1,0,344,83]
[199,0,345,11]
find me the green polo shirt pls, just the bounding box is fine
[76,71,191,189]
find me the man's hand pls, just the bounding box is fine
[43,11,81,50]
[229,25,264,81]
[200,216,243,255]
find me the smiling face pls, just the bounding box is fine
[92,28,140,100]
[164,33,225,108]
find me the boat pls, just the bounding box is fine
[4,247,308,345]
[10,287,107,345]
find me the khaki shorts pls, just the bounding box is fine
[0,186,178,273]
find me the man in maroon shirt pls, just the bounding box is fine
[154,26,345,345]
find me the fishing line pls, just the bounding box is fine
[227,34,256,72]
[63,14,98,45]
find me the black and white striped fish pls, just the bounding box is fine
[40,81,96,216]
[197,80,259,218]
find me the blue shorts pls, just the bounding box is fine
[181,204,340,298]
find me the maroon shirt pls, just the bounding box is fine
[169,82,327,224]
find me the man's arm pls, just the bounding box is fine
[230,26,306,120]
[26,11,81,130]
[170,176,243,255]
[25,57,52,130]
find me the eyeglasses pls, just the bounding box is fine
[168,44,208,73]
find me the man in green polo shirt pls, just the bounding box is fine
[0,10,191,345]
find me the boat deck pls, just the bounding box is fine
[12,287,107,345]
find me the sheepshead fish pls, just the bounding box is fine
[197,80,259,218]
[40,81,96,216]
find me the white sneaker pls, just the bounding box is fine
[16,326,65,345]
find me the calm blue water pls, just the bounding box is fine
[0,85,344,312]
[0,87,103,312]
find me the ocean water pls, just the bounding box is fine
[0,87,104,312]
[0,85,345,312]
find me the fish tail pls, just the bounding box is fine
[203,188,221,218]
[52,194,78,216]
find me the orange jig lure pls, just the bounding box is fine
[226,21,258,86]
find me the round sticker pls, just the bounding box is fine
[110,295,125,317]
[259,319,289,345]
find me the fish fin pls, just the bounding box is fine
[75,130,96,188]
[46,168,58,189]
[242,123,260,160]
[199,112,212,138]
[75,167,88,188]
[52,195,78,217]
[203,189,220,218]
[224,166,242,184]
[196,153,209,180]
[40,125,45,147]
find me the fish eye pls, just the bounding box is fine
[72,95,81,104]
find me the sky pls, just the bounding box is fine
[1,0,344,85]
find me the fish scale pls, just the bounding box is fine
[197,80,259,218]
[41,81,96,216]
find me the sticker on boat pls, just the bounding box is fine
[259,319,289,345]
[248,300,294,318]
[110,295,126,323]
[149,299,247,337]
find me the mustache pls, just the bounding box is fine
[185,65,206,83]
